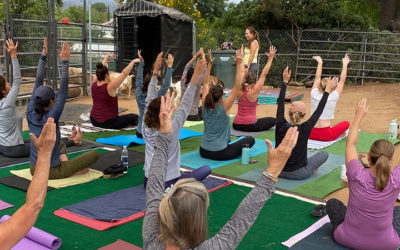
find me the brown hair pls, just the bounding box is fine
[241,71,257,90]
[159,178,209,248]
[246,27,260,48]
[96,62,109,81]
[289,112,305,125]
[0,75,5,99]
[144,97,161,129]
[369,139,395,191]
[204,85,224,110]
[319,77,329,92]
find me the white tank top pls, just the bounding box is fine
[310,88,339,120]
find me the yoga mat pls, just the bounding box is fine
[289,223,349,249]
[181,139,270,170]
[98,239,142,250]
[11,169,103,189]
[183,120,204,128]
[308,130,349,150]
[90,150,145,172]
[55,177,233,230]
[59,103,127,124]
[236,152,345,189]
[96,128,203,146]
[0,139,103,169]
[0,215,62,250]
[0,175,55,192]
[230,126,274,137]
[0,200,13,210]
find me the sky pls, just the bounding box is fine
[229,0,243,4]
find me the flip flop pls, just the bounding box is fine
[311,204,327,218]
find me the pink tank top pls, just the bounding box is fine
[90,82,118,123]
[233,89,257,125]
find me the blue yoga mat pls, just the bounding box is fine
[237,152,345,190]
[289,223,349,249]
[96,128,203,147]
[181,139,270,170]
[62,177,229,222]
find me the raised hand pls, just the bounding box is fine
[342,53,351,65]
[30,117,56,154]
[355,98,370,120]
[131,58,141,64]
[42,37,48,56]
[283,66,291,83]
[197,48,204,59]
[264,126,299,180]
[138,50,144,62]
[165,53,174,68]
[159,94,176,135]
[153,52,164,74]
[312,56,323,64]
[108,54,117,59]
[4,39,18,59]
[325,76,339,93]
[59,42,70,61]
[190,58,207,85]
[267,45,277,59]
[234,44,244,64]
[208,49,215,64]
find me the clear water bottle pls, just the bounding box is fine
[121,146,128,173]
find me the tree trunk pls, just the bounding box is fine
[380,0,399,30]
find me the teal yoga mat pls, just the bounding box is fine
[236,151,345,191]
[180,139,270,170]
[96,128,202,147]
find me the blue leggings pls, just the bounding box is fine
[144,165,212,189]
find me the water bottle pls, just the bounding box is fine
[121,146,128,173]
[241,144,250,165]
[389,118,398,139]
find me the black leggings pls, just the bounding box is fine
[200,136,255,161]
[0,138,74,158]
[233,117,276,132]
[90,114,138,130]
[327,198,400,236]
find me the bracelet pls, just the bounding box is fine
[263,172,279,183]
[152,72,160,77]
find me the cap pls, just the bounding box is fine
[289,101,306,114]
[35,85,55,103]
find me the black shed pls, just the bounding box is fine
[114,0,194,78]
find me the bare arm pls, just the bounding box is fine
[3,39,21,107]
[107,58,140,97]
[246,40,258,66]
[201,50,215,103]
[224,46,244,113]
[336,54,350,95]
[312,56,323,89]
[0,118,56,249]
[102,54,116,67]
[247,46,276,101]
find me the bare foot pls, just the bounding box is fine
[68,125,77,141]
[73,127,83,146]
[60,154,68,162]
[74,168,90,176]
[313,169,318,174]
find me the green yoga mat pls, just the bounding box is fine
[0,158,318,249]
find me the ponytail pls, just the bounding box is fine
[34,97,51,121]
[204,85,223,110]
[289,111,305,125]
[96,62,108,82]
[369,139,395,191]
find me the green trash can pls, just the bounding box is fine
[211,50,236,89]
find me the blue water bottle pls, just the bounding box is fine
[241,144,250,165]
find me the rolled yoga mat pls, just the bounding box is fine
[0,215,62,250]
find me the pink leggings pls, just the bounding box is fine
[309,121,350,142]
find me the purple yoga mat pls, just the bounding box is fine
[0,215,62,249]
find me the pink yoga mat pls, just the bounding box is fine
[98,239,142,250]
[0,215,62,249]
[0,200,13,210]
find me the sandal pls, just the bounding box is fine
[311,204,327,218]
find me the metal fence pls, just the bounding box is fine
[196,28,400,85]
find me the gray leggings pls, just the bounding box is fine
[279,151,329,180]
[0,140,30,158]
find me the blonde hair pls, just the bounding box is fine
[289,111,305,125]
[159,178,209,248]
[369,139,395,191]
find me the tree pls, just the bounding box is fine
[157,0,203,25]
[195,0,226,21]
[0,0,63,22]
[380,0,399,30]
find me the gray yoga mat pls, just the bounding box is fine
[59,103,127,124]
[230,126,275,137]
[289,223,349,249]
[0,139,104,169]
[0,175,55,192]
[90,150,145,172]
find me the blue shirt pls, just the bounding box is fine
[201,104,231,151]
[26,55,69,167]
[135,62,172,134]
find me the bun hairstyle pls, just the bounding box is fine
[159,178,209,249]
[0,75,6,99]
[289,112,305,125]
[204,85,224,110]
[242,71,257,90]
[96,62,108,81]
[35,96,52,121]
[246,26,260,49]
[369,139,395,191]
